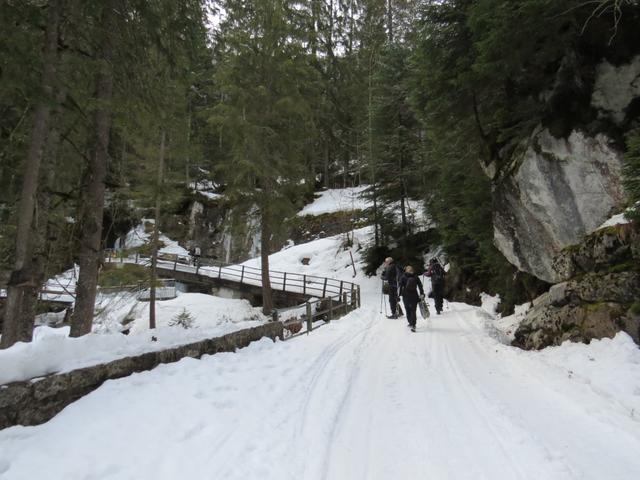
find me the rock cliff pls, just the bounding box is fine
[490,55,640,283]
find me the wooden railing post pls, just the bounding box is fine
[351,285,356,308]
[218,264,222,279]
[343,292,348,314]
[322,277,328,297]
[328,297,333,321]
[306,302,312,333]
[339,280,343,296]
[240,265,245,284]
[303,275,306,295]
[173,256,178,271]
[282,272,287,292]
[135,252,139,264]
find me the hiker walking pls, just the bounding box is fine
[425,258,446,314]
[399,265,425,332]
[381,257,402,319]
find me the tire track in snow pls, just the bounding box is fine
[448,309,640,479]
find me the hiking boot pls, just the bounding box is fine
[411,326,416,332]
[387,314,398,319]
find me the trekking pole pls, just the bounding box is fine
[379,280,384,314]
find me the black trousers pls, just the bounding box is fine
[389,286,399,316]
[432,281,444,313]
[403,298,418,327]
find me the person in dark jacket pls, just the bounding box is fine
[381,257,402,319]
[425,258,445,314]
[399,265,425,332]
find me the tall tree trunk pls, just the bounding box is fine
[387,0,394,42]
[1,0,60,349]
[260,190,273,316]
[324,141,330,188]
[70,2,115,337]
[398,131,408,234]
[367,49,380,247]
[149,130,166,330]
[185,109,191,185]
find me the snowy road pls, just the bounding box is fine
[1,295,639,479]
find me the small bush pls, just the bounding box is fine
[169,308,195,329]
[99,264,149,287]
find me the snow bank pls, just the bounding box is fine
[0,293,266,385]
[534,333,640,418]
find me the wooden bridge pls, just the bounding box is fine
[105,253,361,328]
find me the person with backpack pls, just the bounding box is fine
[381,257,403,319]
[399,265,425,332]
[425,258,445,314]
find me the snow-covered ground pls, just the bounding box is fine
[1,224,640,479]
[0,293,266,385]
[298,186,370,216]
[1,305,639,478]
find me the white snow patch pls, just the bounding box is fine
[480,292,500,317]
[597,211,632,230]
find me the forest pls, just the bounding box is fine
[1,0,639,350]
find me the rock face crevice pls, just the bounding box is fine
[0,322,284,430]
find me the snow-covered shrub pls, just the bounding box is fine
[169,308,195,329]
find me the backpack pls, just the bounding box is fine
[431,263,445,283]
[404,275,418,295]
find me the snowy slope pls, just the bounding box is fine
[1,225,640,479]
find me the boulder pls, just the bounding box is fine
[513,225,640,350]
[493,127,626,283]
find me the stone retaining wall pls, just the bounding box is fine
[0,322,283,430]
